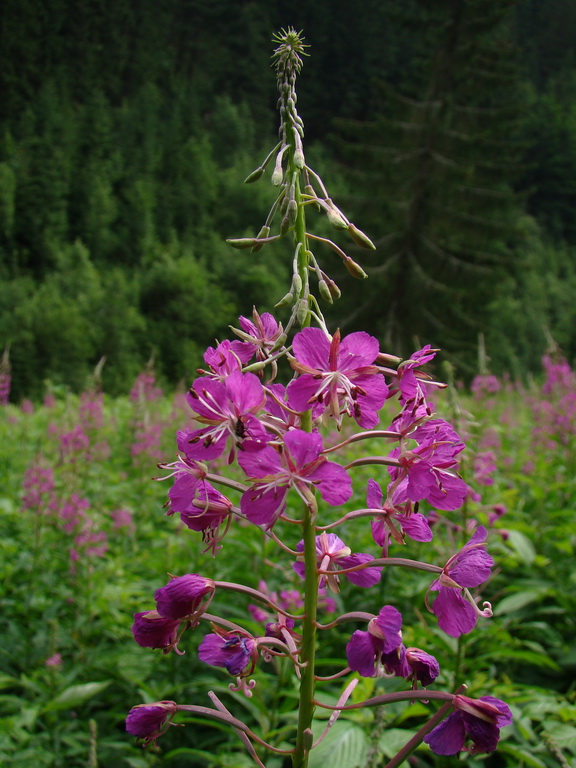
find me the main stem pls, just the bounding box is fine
[292,153,316,766]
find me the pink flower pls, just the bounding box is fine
[198,629,256,676]
[394,345,437,403]
[179,482,234,554]
[238,429,352,528]
[428,526,494,637]
[293,532,381,592]
[367,478,432,551]
[45,653,63,668]
[202,339,254,378]
[425,695,512,755]
[126,701,178,745]
[154,574,214,620]
[287,328,388,428]
[132,611,180,651]
[180,370,268,463]
[237,309,284,361]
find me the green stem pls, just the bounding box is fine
[293,498,318,768]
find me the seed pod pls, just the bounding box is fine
[348,223,376,250]
[244,167,264,184]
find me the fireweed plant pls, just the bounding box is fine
[126,30,512,767]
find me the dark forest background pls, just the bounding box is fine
[2,0,576,399]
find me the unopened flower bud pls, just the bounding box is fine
[251,225,270,253]
[244,167,264,184]
[305,185,321,211]
[243,361,268,373]
[318,280,333,304]
[275,291,294,308]
[294,149,305,168]
[226,238,257,250]
[272,165,284,186]
[292,273,303,295]
[326,277,341,300]
[271,332,288,351]
[287,199,298,224]
[348,223,376,250]
[326,206,349,230]
[343,257,368,279]
[296,298,309,327]
[280,214,291,235]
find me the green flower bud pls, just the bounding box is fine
[272,165,284,186]
[244,167,264,184]
[275,291,294,308]
[287,199,298,224]
[243,361,268,373]
[343,257,368,279]
[292,273,303,295]
[271,332,288,351]
[326,277,341,300]
[251,226,270,252]
[348,223,376,250]
[294,149,305,168]
[296,298,309,327]
[226,238,257,249]
[280,215,291,236]
[326,206,349,230]
[318,279,333,304]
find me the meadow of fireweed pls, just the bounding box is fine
[1,29,575,768]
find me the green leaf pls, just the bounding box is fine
[308,721,369,768]
[494,587,549,615]
[43,681,111,712]
[496,743,548,767]
[379,728,419,758]
[505,530,536,565]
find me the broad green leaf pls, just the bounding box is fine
[505,530,536,565]
[497,743,548,767]
[493,588,549,615]
[379,727,419,758]
[543,723,576,752]
[43,680,111,712]
[308,721,369,768]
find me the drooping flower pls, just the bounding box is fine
[287,328,388,428]
[367,478,432,551]
[179,482,234,554]
[198,628,256,676]
[405,647,440,687]
[154,574,215,620]
[346,605,404,677]
[293,532,381,592]
[428,526,494,637]
[132,611,181,651]
[179,370,268,463]
[424,694,512,755]
[126,701,178,744]
[239,429,352,528]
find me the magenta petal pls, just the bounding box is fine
[462,716,501,753]
[178,427,226,461]
[337,331,380,368]
[225,370,265,413]
[479,696,513,727]
[338,553,381,587]
[198,633,253,676]
[426,471,468,511]
[346,630,378,677]
[374,605,403,652]
[432,587,477,637]
[286,375,324,412]
[310,460,352,506]
[424,712,466,755]
[366,479,383,509]
[168,472,203,514]
[398,512,433,542]
[284,429,323,468]
[292,327,330,369]
[238,444,282,478]
[241,485,287,527]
